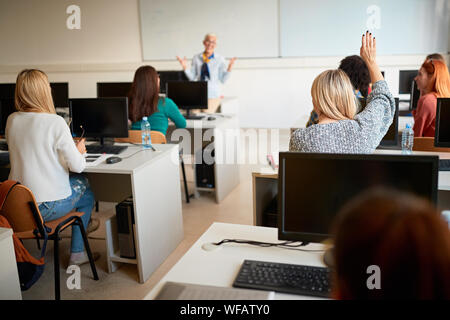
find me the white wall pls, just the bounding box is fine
[0,0,448,128]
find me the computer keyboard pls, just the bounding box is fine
[185,115,205,120]
[233,260,331,298]
[439,159,450,171]
[86,145,128,155]
[0,141,8,151]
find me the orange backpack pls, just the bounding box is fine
[0,180,47,290]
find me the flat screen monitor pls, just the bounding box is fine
[0,82,69,108]
[399,70,418,94]
[50,83,69,108]
[0,83,16,99]
[278,152,438,243]
[409,80,420,111]
[166,81,208,117]
[69,98,129,139]
[434,98,450,147]
[379,98,399,146]
[97,82,132,98]
[358,97,399,147]
[159,71,188,94]
[0,98,15,135]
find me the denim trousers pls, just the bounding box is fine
[38,174,95,253]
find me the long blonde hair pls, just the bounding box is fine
[15,69,56,114]
[311,69,357,121]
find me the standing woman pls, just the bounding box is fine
[412,59,450,137]
[128,65,186,135]
[6,69,98,266]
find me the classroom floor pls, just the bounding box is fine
[20,128,290,300]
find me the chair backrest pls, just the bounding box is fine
[413,137,450,152]
[0,182,44,234]
[115,130,167,144]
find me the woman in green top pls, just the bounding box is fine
[128,65,186,135]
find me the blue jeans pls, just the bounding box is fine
[38,174,95,253]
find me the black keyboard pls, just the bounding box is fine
[233,260,331,298]
[86,145,128,155]
[0,141,8,151]
[439,159,450,171]
[185,115,205,120]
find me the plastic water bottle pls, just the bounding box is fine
[401,123,414,154]
[141,116,152,149]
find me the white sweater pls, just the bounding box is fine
[6,112,86,203]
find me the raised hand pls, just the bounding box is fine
[360,31,376,65]
[176,56,188,70]
[360,31,383,83]
[227,57,237,72]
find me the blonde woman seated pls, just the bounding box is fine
[290,32,395,153]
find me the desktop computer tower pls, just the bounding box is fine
[195,144,215,189]
[116,198,136,259]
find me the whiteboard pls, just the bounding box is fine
[280,0,450,57]
[139,0,279,60]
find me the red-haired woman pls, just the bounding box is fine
[413,59,450,137]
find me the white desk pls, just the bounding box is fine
[84,144,183,283]
[0,227,22,299]
[144,222,328,300]
[167,114,240,203]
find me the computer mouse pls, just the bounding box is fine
[201,242,221,252]
[207,116,216,121]
[106,156,122,164]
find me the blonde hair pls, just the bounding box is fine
[15,69,56,114]
[204,33,217,41]
[311,69,357,121]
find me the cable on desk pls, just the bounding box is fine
[213,239,326,252]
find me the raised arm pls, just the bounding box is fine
[355,31,396,149]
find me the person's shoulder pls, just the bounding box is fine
[422,93,437,103]
[163,97,177,107]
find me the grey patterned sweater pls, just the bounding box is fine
[289,80,395,154]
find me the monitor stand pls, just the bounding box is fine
[184,109,205,120]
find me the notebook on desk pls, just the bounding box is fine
[155,281,274,300]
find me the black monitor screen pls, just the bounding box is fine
[97,82,132,98]
[166,81,207,110]
[409,81,420,111]
[69,98,129,138]
[379,98,399,146]
[159,71,188,94]
[358,97,399,146]
[1,83,68,108]
[278,152,438,243]
[0,98,16,135]
[434,98,450,147]
[0,83,16,99]
[50,83,69,108]
[399,70,418,94]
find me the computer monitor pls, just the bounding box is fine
[159,71,188,94]
[0,98,15,135]
[409,80,420,111]
[434,98,450,148]
[69,98,129,142]
[166,81,208,118]
[97,82,132,98]
[379,98,399,146]
[50,83,69,108]
[399,70,418,94]
[0,82,69,107]
[0,83,16,99]
[277,152,438,243]
[358,97,399,147]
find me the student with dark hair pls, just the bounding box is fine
[306,55,371,127]
[128,65,186,135]
[331,188,450,299]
